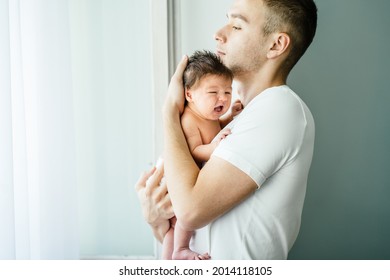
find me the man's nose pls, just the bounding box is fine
[214,26,226,43]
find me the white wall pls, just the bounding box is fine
[179,0,240,108]
[179,0,232,55]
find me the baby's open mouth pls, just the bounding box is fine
[214,105,224,113]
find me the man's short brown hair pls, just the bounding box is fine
[262,0,318,72]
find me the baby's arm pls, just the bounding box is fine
[219,99,243,128]
[190,128,231,163]
[181,116,230,163]
[182,120,215,163]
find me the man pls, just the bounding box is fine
[136,0,317,259]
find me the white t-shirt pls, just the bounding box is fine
[190,85,315,259]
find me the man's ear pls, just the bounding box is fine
[267,32,290,59]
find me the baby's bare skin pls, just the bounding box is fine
[173,249,210,260]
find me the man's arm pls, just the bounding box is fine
[163,57,257,231]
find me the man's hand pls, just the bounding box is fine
[163,56,188,116]
[135,161,174,243]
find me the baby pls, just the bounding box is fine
[162,50,243,260]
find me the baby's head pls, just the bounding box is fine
[184,50,233,90]
[183,50,233,120]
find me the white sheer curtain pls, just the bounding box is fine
[1,0,166,259]
[68,0,155,258]
[0,0,79,259]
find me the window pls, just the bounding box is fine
[0,0,169,259]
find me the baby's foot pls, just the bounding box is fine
[172,248,210,260]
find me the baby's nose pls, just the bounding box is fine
[218,93,228,102]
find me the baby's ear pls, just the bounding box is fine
[185,88,193,102]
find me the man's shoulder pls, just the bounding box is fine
[251,86,312,120]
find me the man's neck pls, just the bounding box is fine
[234,68,287,106]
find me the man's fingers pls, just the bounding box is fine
[160,194,174,219]
[154,178,174,219]
[165,56,188,114]
[171,55,188,83]
[144,161,165,197]
[135,166,156,192]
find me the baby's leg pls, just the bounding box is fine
[161,217,176,260]
[161,227,174,260]
[172,222,210,260]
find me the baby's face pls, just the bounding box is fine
[186,74,232,120]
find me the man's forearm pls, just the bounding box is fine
[162,55,205,228]
[163,110,199,221]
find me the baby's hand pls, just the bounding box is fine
[214,128,231,145]
[231,99,243,118]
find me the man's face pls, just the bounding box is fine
[215,0,269,76]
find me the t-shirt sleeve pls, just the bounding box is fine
[212,93,307,189]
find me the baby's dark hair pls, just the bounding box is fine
[183,50,233,89]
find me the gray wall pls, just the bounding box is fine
[288,0,390,259]
[180,0,390,259]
